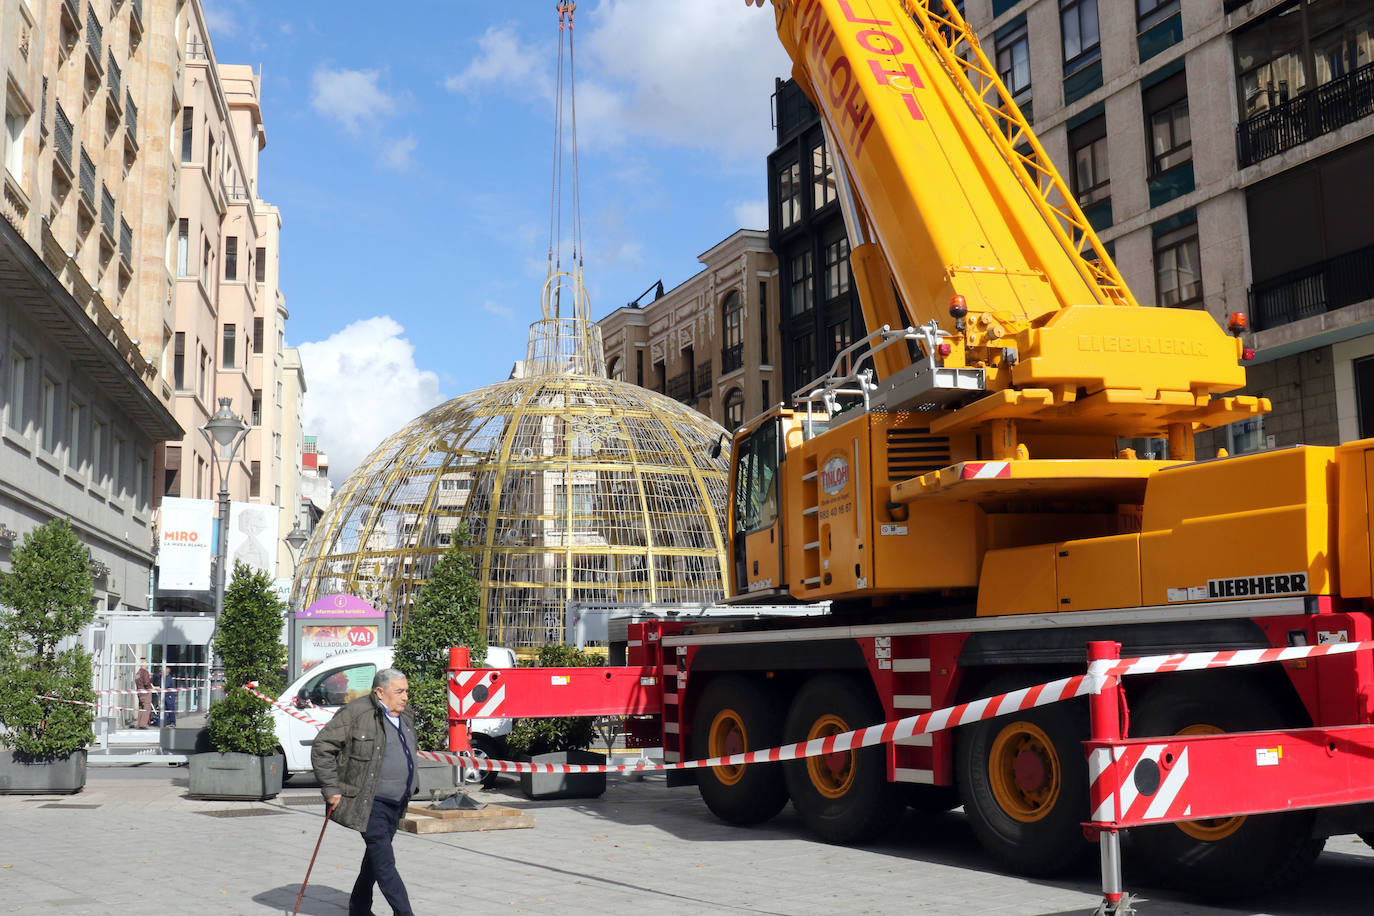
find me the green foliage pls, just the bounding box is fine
[0,519,96,759]
[207,562,286,755]
[504,645,602,757]
[393,531,486,750]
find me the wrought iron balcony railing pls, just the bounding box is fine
[694,360,713,398]
[120,217,133,266]
[721,342,744,374]
[86,7,102,63]
[1251,244,1374,331]
[125,92,137,140]
[186,37,207,61]
[54,103,73,172]
[101,185,115,240]
[107,51,121,99]
[79,148,96,208]
[1237,62,1374,168]
[667,371,693,403]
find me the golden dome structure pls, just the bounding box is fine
[292,271,732,647]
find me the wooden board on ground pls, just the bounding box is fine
[401,803,534,834]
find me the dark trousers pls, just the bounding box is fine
[350,796,413,916]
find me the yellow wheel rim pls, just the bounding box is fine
[988,720,1060,823]
[1174,724,1247,841]
[707,708,748,787]
[804,713,854,799]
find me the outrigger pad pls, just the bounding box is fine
[430,791,486,811]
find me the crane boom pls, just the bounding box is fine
[766,0,1262,445]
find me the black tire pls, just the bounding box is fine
[956,682,1090,876]
[690,675,788,825]
[782,674,903,844]
[465,735,502,790]
[1124,674,1324,899]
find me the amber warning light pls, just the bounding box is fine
[1228,312,1248,336]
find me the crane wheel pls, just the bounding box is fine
[782,674,902,844]
[690,675,788,826]
[1123,673,1324,899]
[956,680,1090,876]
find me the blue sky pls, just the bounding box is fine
[201,1,792,477]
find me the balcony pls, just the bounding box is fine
[84,7,103,88]
[100,184,116,245]
[107,51,121,102]
[58,0,79,57]
[77,148,97,232]
[694,360,713,399]
[52,104,74,183]
[186,36,208,62]
[667,371,694,404]
[1237,63,1374,169]
[721,342,744,374]
[124,91,139,167]
[129,0,144,46]
[1251,244,1374,331]
[119,217,132,268]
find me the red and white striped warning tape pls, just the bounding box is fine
[1103,638,1374,677]
[242,683,331,728]
[93,685,206,697]
[37,694,204,715]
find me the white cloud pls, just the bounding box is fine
[298,317,443,482]
[482,300,515,320]
[311,67,397,133]
[378,134,417,171]
[443,2,790,161]
[732,199,768,230]
[444,26,552,98]
[201,1,241,39]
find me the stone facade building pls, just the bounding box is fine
[598,229,781,432]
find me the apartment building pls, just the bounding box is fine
[599,229,781,431]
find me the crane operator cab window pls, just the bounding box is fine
[733,418,781,593]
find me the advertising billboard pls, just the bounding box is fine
[157,497,214,591]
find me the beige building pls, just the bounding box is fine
[963,0,1374,453]
[598,229,781,432]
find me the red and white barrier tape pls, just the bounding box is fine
[93,685,206,697]
[37,694,204,715]
[1104,638,1374,677]
[242,683,331,728]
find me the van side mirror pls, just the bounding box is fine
[709,433,727,460]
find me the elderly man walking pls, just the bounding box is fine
[312,668,419,915]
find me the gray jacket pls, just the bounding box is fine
[311,693,419,832]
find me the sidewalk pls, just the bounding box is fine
[2,767,1372,914]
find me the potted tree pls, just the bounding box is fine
[507,644,606,800]
[0,519,96,794]
[393,531,489,793]
[188,562,286,800]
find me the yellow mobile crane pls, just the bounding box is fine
[703,0,1369,897]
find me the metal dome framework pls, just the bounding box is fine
[294,273,732,648]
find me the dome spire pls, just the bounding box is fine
[525,2,604,379]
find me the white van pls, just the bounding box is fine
[272,645,517,787]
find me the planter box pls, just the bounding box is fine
[520,750,606,800]
[187,752,283,800]
[0,750,87,795]
[160,725,210,754]
[414,758,459,798]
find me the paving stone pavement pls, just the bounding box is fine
[2,766,1372,915]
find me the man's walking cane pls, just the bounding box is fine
[292,801,335,916]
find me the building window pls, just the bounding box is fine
[249,460,261,498]
[722,290,743,372]
[608,357,623,381]
[135,454,147,507]
[251,388,262,426]
[812,141,835,211]
[195,456,205,499]
[829,318,853,363]
[222,324,236,370]
[778,161,801,229]
[1234,6,1306,120]
[1144,71,1190,176]
[789,250,814,317]
[1069,115,1110,206]
[112,436,123,494]
[996,19,1031,108]
[1137,0,1179,32]
[224,236,238,281]
[823,236,851,301]
[176,219,189,276]
[724,388,745,432]
[173,332,186,389]
[761,379,770,410]
[1061,0,1100,74]
[198,346,209,401]
[252,317,264,354]
[92,420,106,484]
[164,445,181,497]
[794,330,816,387]
[202,237,211,287]
[69,400,85,468]
[635,350,643,386]
[180,107,194,162]
[759,283,769,362]
[40,376,58,453]
[8,350,27,432]
[1154,222,1202,308]
[5,104,27,181]
[256,246,266,283]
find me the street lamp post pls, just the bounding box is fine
[283,521,309,677]
[200,397,249,698]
